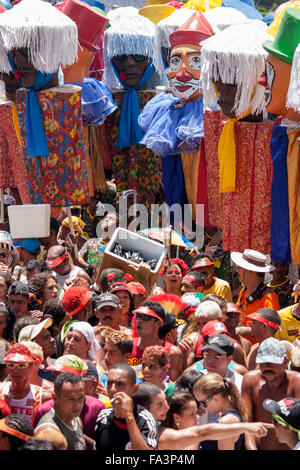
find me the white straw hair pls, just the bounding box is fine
[203,6,247,31]
[154,8,196,77]
[0,0,78,74]
[286,43,300,114]
[195,300,222,321]
[107,6,139,21]
[103,13,156,89]
[201,21,272,116]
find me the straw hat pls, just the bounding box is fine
[0,231,19,267]
[231,249,275,273]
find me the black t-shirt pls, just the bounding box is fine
[95,404,158,451]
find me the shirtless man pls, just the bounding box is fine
[242,337,300,450]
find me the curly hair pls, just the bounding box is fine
[28,272,57,301]
[142,345,169,369]
[62,286,91,314]
[6,342,32,357]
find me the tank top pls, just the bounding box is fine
[0,381,41,424]
[128,338,173,366]
[200,410,244,450]
[35,408,86,450]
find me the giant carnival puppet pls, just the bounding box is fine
[261,8,300,266]
[139,11,215,230]
[56,0,117,197]
[96,8,164,206]
[0,0,90,210]
[0,3,31,206]
[200,21,274,255]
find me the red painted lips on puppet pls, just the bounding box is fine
[168,12,214,103]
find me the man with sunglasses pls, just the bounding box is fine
[129,300,183,381]
[0,343,41,425]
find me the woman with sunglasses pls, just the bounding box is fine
[193,372,248,450]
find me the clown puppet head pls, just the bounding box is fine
[168,11,214,104]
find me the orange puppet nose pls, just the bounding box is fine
[258,72,267,87]
[176,67,193,82]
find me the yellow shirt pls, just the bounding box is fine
[275,304,300,344]
[203,277,233,302]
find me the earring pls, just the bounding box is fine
[176,422,180,428]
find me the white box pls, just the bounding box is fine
[8,204,51,239]
[99,227,167,287]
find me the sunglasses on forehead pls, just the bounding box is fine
[113,54,147,63]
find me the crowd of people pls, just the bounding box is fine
[0,198,298,452]
[0,0,299,455]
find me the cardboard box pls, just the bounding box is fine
[98,227,167,288]
[8,204,50,239]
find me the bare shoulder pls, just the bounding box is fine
[242,369,261,385]
[169,345,183,357]
[219,413,241,425]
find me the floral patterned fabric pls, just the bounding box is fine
[15,85,90,207]
[79,238,108,266]
[102,90,162,196]
[204,110,273,254]
[0,102,31,203]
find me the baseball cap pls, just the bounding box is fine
[94,293,121,309]
[263,397,300,434]
[7,281,29,297]
[202,334,234,356]
[256,337,287,365]
[202,321,230,339]
[47,354,88,375]
[18,317,53,342]
[83,360,99,381]
[248,308,281,331]
[13,238,40,255]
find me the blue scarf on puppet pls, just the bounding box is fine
[112,60,155,148]
[138,91,204,155]
[8,54,53,159]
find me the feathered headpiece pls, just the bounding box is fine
[147,293,188,317]
[201,21,272,116]
[0,0,78,74]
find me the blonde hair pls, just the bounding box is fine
[20,340,44,362]
[195,301,222,321]
[107,330,132,345]
[193,372,248,422]
[93,325,115,338]
[35,427,68,450]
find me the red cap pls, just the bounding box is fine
[62,286,93,316]
[169,11,214,49]
[63,0,108,52]
[226,304,242,315]
[127,282,147,297]
[202,321,230,339]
